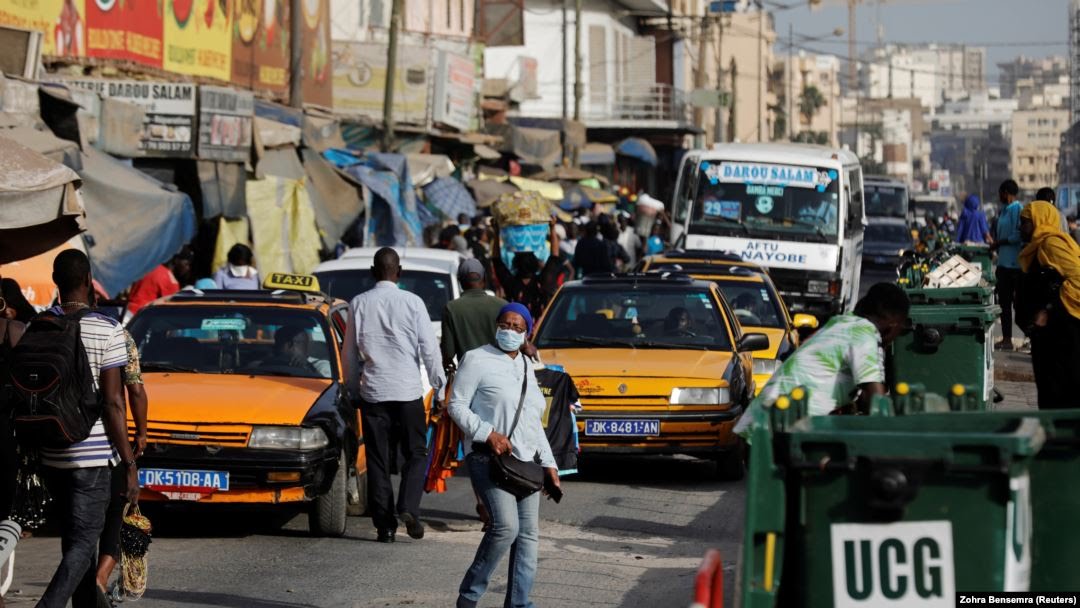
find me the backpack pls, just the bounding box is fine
[7,310,102,448]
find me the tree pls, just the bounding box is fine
[798,85,826,129]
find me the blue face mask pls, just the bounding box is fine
[495,328,525,352]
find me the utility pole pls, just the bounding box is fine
[717,15,725,144]
[562,0,568,120]
[757,2,764,142]
[573,0,582,121]
[787,23,793,140]
[697,16,709,143]
[289,0,303,108]
[382,0,403,151]
[848,0,857,94]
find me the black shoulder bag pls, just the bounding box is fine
[488,356,545,499]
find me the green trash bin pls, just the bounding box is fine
[888,303,1001,409]
[739,399,1045,608]
[913,410,1080,592]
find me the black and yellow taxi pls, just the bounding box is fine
[638,250,818,392]
[532,273,769,478]
[125,274,365,537]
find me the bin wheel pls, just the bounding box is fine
[715,446,746,481]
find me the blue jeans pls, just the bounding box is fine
[38,466,112,608]
[457,452,540,608]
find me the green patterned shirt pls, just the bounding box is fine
[738,314,885,429]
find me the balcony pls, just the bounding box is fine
[584,83,694,129]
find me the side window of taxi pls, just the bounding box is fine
[331,308,348,347]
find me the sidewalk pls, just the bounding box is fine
[994,348,1037,412]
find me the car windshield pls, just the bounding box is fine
[713,280,785,329]
[315,269,451,322]
[535,286,733,351]
[690,160,841,241]
[866,223,913,244]
[127,307,335,379]
[865,184,908,218]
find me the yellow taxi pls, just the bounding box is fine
[638,251,818,392]
[125,274,366,537]
[532,273,769,479]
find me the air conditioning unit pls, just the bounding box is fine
[0,25,43,80]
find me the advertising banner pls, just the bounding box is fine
[85,0,163,67]
[163,0,232,81]
[65,78,197,157]
[332,41,428,123]
[432,49,476,132]
[298,0,330,107]
[231,0,289,97]
[198,85,253,162]
[0,0,86,57]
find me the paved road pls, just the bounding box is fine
[5,455,744,608]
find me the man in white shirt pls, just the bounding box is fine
[343,247,445,543]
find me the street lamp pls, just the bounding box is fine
[787,26,844,140]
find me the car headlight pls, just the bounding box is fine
[753,358,780,375]
[248,426,329,450]
[669,387,731,405]
[807,280,829,294]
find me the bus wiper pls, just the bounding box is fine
[705,216,751,235]
[142,362,201,374]
[786,219,831,241]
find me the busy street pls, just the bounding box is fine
[3,0,1080,607]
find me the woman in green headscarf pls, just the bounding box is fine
[1017,201,1080,408]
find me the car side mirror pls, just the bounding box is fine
[737,333,770,353]
[792,313,819,330]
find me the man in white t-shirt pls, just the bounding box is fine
[37,250,140,608]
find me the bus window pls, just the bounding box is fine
[846,168,864,225]
[673,155,697,223]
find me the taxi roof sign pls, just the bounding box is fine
[263,273,321,293]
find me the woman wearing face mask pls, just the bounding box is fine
[447,303,560,608]
[213,244,260,290]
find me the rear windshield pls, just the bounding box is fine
[866,223,913,243]
[535,286,732,351]
[316,269,451,322]
[128,307,335,379]
[865,184,908,218]
[713,280,785,329]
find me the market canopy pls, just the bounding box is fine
[580,143,616,166]
[466,178,518,208]
[509,176,564,201]
[616,137,658,167]
[0,135,85,264]
[78,146,196,296]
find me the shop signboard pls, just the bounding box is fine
[163,0,232,81]
[332,41,428,123]
[85,0,164,67]
[198,85,253,162]
[298,0,330,107]
[65,78,197,157]
[432,49,476,132]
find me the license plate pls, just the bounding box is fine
[139,468,229,492]
[585,419,660,436]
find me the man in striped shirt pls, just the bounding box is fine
[38,250,140,608]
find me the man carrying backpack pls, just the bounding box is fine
[10,251,139,608]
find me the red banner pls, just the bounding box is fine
[85,0,164,67]
[231,0,289,97]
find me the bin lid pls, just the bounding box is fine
[785,415,1045,465]
[906,303,1002,325]
[904,286,994,306]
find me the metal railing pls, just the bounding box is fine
[584,83,691,123]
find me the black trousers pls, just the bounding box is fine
[1031,308,1080,409]
[996,267,1022,341]
[360,399,428,531]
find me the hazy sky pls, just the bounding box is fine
[770,0,1070,82]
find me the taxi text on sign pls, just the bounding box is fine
[830,521,955,608]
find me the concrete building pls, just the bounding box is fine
[998,55,1068,100]
[714,9,777,144]
[862,44,986,112]
[1071,0,1080,125]
[838,96,928,186]
[930,126,1010,203]
[1011,107,1069,195]
[933,92,1018,135]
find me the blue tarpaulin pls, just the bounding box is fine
[331,151,425,247]
[423,177,477,220]
[616,137,658,167]
[79,147,197,296]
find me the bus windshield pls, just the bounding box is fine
[865,184,908,218]
[689,160,841,242]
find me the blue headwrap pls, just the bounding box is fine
[498,302,534,334]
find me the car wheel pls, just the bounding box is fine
[347,466,368,517]
[716,441,746,481]
[310,453,348,537]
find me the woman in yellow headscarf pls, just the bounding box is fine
[1017,201,1080,409]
